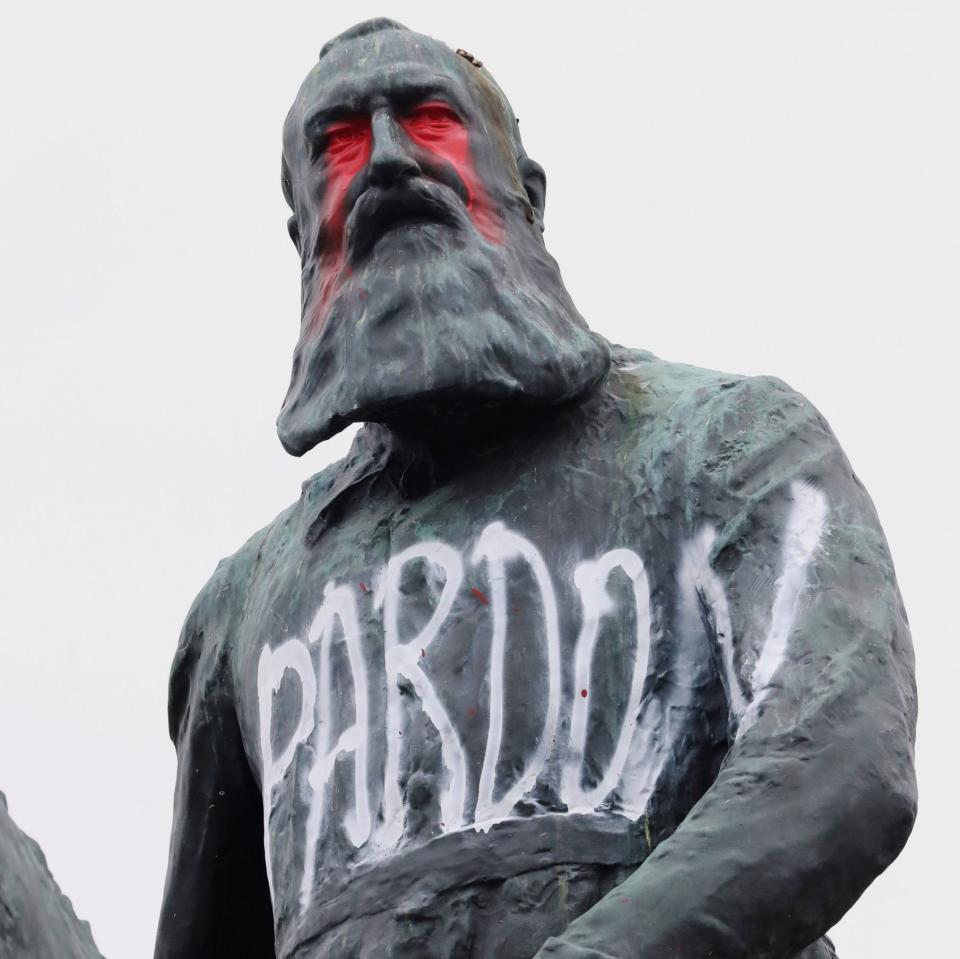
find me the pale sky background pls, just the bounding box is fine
[1,2,957,957]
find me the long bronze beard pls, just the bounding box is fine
[277,220,610,456]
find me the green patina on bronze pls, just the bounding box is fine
[156,19,916,959]
[0,793,104,959]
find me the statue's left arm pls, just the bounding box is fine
[537,376,917,959]
[154,556,276,959]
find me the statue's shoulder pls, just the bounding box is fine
[184,423,393,633]
[608,344,825,442]
[185,502,300,634]
[609,343,804,405]
[167,504,299,723]
[605,345,835,489]
[166,451,359,729]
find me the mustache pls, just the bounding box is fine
[343,177,471,262]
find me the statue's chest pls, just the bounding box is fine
[243,472,692,889]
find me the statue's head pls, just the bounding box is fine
[277,19,610,455]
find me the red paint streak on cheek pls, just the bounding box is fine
[400,103,503,245]
[309,117,371,330]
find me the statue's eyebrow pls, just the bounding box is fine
[303,100,364,139]
[303,74,467,140]
[383,77,467,113]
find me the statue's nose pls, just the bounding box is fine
[368,110,420,186]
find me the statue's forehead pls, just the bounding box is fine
[295,30,468,111]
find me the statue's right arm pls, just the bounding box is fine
[534,376,916,959]
[154,556,276,959]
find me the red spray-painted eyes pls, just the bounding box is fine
[320,102,465,172]
[399,102,465,143]
[399,103,470,174]
[323,117,372,175]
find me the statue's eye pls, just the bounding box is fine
[323,117,370,163]
[402,102,463,138]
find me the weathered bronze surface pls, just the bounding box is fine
[155,20,916,959]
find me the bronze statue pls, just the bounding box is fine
[155,19,917,959]
[0,793,103,959]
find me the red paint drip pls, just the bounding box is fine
[358,581,369,593]
[580,689,588,698]
[470,587,489,605]
[308,115,372,332]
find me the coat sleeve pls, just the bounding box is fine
[536,376,917,959]
[154,559,276,959]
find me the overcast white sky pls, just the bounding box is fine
[1,2,957,957]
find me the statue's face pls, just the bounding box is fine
[278,26,609,454]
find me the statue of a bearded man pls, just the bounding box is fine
[155,19,917,959]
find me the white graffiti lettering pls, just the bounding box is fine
[563,548,652,814]
[376,541,467,846]
[739,480,828,735]
[255,504,827,914]
[299,582,372,911]
[471,522,562,827]
[257,640,317,908]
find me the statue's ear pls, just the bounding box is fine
[519,156,546,230]
[287,215,301,253]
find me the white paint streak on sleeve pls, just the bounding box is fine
[680,526,747,724]
[739,480,829,734]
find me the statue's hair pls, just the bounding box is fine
[319,18,410,60]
